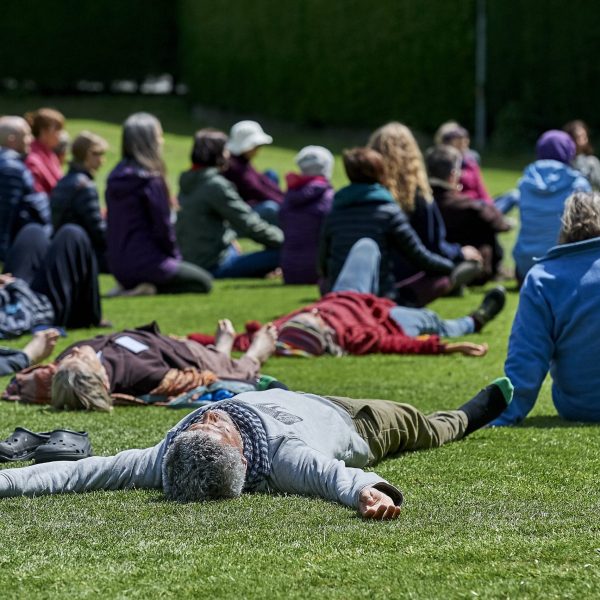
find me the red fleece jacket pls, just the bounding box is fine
[188,292,445,355]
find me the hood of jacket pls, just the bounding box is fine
[284,173,332,206]
[520,160,584,196]
[333,183,395,208]
[179,167,219,195]
[107,159,161,196]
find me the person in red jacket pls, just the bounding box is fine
[190,238,506,358]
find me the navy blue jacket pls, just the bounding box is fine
[0,148,50,261]
[51,166,107,270]
[319,183,454,299]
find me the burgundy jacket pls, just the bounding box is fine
[222,155,284,206]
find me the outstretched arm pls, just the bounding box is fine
[268,439,403,518]
[0,443,165,498]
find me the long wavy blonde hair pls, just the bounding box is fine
[368,122,432,212]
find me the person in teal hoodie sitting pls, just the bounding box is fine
[493,192,600,426]
[513,130,591,282]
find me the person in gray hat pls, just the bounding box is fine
[280,145,335,284]
[222,120,284,224]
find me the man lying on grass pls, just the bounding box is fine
[0,378,512,519]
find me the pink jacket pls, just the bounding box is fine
[25,140,63,194]
[460,157,492,203]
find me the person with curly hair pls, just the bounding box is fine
[367,122,482,305]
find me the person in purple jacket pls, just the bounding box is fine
[105,113,213,295]
[280,146,335,284]
[222,121,284,225]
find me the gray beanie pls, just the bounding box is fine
[295,145,334,180]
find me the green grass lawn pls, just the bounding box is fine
[0,96,598,599]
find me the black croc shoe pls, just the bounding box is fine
[34,430,93,464]
[0,428,51,462]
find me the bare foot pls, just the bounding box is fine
[245,323,277,365]
[23,329,60,364]
[214,319,236,356]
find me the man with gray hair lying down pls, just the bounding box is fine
[0,378,512,519]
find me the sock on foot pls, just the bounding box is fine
[459,376,513,436]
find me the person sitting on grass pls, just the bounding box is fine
[280,145,335,285]
[492,192,600,426]
[512,130,591,283]
[189,238,506,359]
[426,145,512,283]
[176,129,283,279]
[368,122,483,305]
[222,120,284,224]
[0,329,59,376]
[0,116,51,261]
[564,120,600,191]
[13,320,277,412]
[106,113,213,296]
[0,377,513,520]
[51,131,110,272]
[319,147,480,304]
[24,108,66,194]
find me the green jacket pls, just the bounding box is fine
[176,168,283,269]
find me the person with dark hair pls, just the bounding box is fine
[563,120,600,190]
[319,147,462,304]
[24,108,65,194]
[105,113,213,295]
[280,146,335,284]
[493,192,600,425]
[176,129,283,278]
[222,121,284,224]
[51,131,110,272]
[1,222,104,337]
[0,378,514,521]
[0,116,51,261]
[512,130,591,281]
[426,145,511,282]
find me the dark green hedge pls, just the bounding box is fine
[487,0,600,140]
[0,0,177,91]
[178,0,477,132]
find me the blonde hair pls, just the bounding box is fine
[434,120,461,145]
[559,192,600,244]
[368,122,431,211]
[51,363,112,412]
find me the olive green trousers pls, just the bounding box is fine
[327,396,468,465]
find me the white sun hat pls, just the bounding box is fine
[295,145,334,180]
[226,120,273,155]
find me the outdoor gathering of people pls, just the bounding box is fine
[1,105,600,520]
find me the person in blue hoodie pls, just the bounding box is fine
[319,147,456,301]
[513,130,591,282]
[493,192,600,426]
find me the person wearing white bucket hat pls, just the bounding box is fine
[223,121,284,224]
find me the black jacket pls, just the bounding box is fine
[51,166,108,271]
[319,183,454,299]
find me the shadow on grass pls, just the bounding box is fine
[518,415,597,429]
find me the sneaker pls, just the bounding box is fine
[471,286,506,331]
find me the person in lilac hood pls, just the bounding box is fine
[513,129,591,282]
[280,146,335,284]
[105,113,212,295]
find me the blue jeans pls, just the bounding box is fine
[333,238,474,338]
[211,245,280,279]
[253,200,280,226]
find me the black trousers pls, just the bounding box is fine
[4,224,101,328]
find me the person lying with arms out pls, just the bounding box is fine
[0,378,513,519]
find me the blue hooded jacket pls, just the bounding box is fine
[513,159,590,277]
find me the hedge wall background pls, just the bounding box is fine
[178,0,476,132]
[0,0,177,91]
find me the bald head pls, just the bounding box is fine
[0,116,32,154]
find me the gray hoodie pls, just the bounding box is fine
[0,390,403,510]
